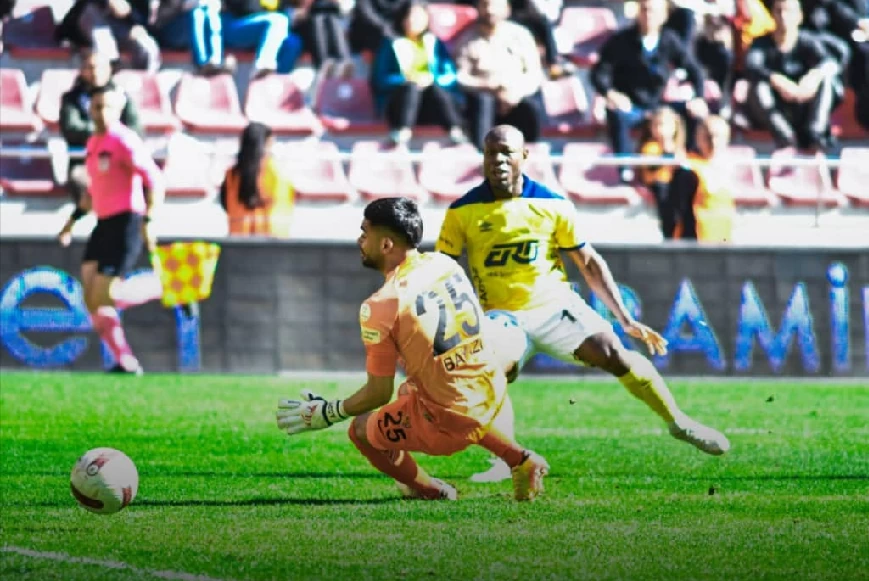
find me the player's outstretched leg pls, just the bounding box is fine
[85,270,143,374]
[478,425,549,501]
[348,416,457,500]
[110,272,163,310]
[470,394,515,484]
[577,333,730,456]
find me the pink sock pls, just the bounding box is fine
[91,307,139,370]
[112,273,163,310]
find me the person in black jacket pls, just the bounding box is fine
[745,0,841,150]
[591,0,709,183]
[799,0,869,131]
[60,50,143,205]
[55,0,161,71]
[348,0,409,54]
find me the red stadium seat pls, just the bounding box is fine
[348,141,426,201]
[277,141,356,203]
[113,71,181,134]
[427,3,477,48]
[540,75,595,137]
[836,147,869,208]
[417,142,482,203]
[313,78,386,134]
[718,146,777,207]
[767,148,845,207]
[3,3,67,59]
[158,134,213,198]
[174,73,248,134]
[34,68,78,130]
[524,142,564,194]
[556,7,618,67]
[244,73,321,136]
[0,143,62,197]
[559,143,646,205]
[0,68,43,132]
[830,89,867,140]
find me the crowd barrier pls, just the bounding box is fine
[0,239,867,377]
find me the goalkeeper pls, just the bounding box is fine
[276,197,547,501]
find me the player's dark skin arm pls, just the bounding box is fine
[342,374,395,416]
[564,244,633,326]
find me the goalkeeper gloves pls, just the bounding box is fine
[276,390,348,436]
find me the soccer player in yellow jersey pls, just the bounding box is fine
[276,197,549,501]
[436,125,731,483]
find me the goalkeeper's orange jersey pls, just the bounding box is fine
[360,251,506,426]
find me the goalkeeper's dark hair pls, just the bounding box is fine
[235,122,273,210]
[363,197,423,248]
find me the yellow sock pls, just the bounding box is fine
[617,350,681,423]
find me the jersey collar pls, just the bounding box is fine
[483,173,534,201]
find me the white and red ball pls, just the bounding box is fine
[70,448,139,514]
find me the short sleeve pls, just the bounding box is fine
[554,200,586,250]
[435,208,465,258]
[359,298,399,376]
[122,133,161,190]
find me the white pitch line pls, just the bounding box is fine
[0,546,240,581]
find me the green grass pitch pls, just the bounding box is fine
[1,372,867,581]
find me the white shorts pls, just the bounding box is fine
[486,289,614,367]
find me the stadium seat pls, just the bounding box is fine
[158,134,213,198]
[173,73,249,134]
[555,7,618,67]
[312,78,386,134]
[427,3,477,48]
[34,68,78,131]
[830,89,867,140]
[836,147,869,208]
[348,141,426,201]
[559,143,646,205]
[0,68,43,133]
[113,71,181,134]
[719,146,777,207]
[524,142,564,194]
[417,142,482,203]
[277,140,356,203]
[662,78,723,108]
[0,142,62,197]
[244,73,321,136]
[767,148,845,207]
[3,2,67,59]
[540,75,595,137]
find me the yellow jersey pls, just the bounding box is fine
[435,175,585,311]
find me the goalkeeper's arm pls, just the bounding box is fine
[276,374,395,435]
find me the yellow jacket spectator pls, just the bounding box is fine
[220,122,295,237]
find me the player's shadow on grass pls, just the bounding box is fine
[135,497,397,507]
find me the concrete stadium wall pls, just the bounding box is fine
[1,239,867,377]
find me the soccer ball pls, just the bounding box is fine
[70,448,139,515]
[482,310,532,379]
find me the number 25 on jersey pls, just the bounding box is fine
[414,273,481,358]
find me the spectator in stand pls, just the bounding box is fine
[508,0,576,79]
[668,115,735,242]
[221,0,303,79]
[371,0,468,146]
[220,122,295,237]
[284,0,355,78]
[56,0,162,72]
[60,50,142,209]
[744,0,841,151]
[799,0,869,131]
[146,0,236,75]
[591,0,708,183]
[348,0,410,54]
[637,107,686,239]
[453,0,545,149]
